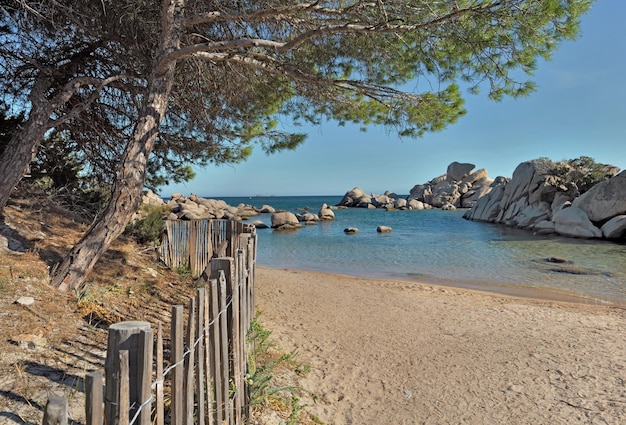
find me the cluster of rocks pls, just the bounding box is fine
[266,204,335,231]
[338,162,495,211]
[142,157,626,240]
[140,192,336,231]
[464,158,626,240]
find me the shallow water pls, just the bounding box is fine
[219,196,626,306]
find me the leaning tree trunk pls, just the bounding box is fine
[0,78,55,211]
[50,0,182,292]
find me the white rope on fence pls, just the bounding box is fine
[125,264,249,425]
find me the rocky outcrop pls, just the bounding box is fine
[464,159,624,240]
[338,162,494,210]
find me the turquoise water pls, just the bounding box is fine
[218,196,626,306]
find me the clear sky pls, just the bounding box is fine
[163,0,625,198]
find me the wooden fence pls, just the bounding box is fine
[159,219,257,278]
[42,220,257,425]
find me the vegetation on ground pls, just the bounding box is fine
[0,193,314,423]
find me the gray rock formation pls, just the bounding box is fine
[338,162,493,211]
[464,158,624,240]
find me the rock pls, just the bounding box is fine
[371,194,393,208]
[236,204,259,219]
[271,212,300,229]
[601,215,626,239]
[297,212,319,223]
[249,220,269,229]
[463,181,507,223]
[344,227,359,234]
[273,224,302,231]
[441,203,456,211]
[532,220,556,235]
[15,296,35,306]
[394,198,408,209]
[338,187,369,207]
[553,206,602,238]
[446,161,475,181]
[572,171,626,222]
[408,184,432,204]
[377,226,392,233]
[545,257,568,264]
[258,205,276,214]
[318,204,335,220]
[462,168,489,185]
[408,199,426,210]
[514,202,551,229]
[430,181,460,207]
[145,268,158,278]
[142,190,164,206]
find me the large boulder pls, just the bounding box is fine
[553,205,602,238]
[407,184,432,204]
[601,215,626,239]
[318,204,335,220]
[463,178,508,222]
[446,161,475,182]
[572,171,626,222]
[338,187,370,207]
[271,211,301,230]
[430,181,460,208]
[460,177,494,208]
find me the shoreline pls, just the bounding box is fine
[258,264,626,309]
[255,266,626,424]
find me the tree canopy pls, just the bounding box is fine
[0,0,594,291]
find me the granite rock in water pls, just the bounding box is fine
[464,158,625,241]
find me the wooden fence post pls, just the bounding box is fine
[156,322,164,425]
[137,328,153,425]
[209,278,223,425]
[196,288,206,425]
[42,394,67,425]
[104,321,151,425]
[184,297,196,425]
[118,350,130,425]
[171,305,184,425]
[85,370,103,425]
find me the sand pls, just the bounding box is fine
[255,266,626,425]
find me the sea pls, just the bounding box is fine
[215,195,626,307]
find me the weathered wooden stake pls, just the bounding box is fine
[104,321,151,424]
[156,322,164,425]
[197,288,206,425]
[184,297,196,425]
[85,370,103,425]
[171,305,184,425]
[42,394,67,425]
[118,351,130,425]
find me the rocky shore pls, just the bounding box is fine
[139,157,626,241]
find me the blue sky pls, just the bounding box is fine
[163,0,625,197]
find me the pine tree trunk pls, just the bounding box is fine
[0,79,54,211]
[50,0,183,292]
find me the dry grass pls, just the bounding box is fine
[0,193,198,423]
[0,193,313,424]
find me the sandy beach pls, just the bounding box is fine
[255,266,626,425]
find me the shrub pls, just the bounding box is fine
[124,205,168,245]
